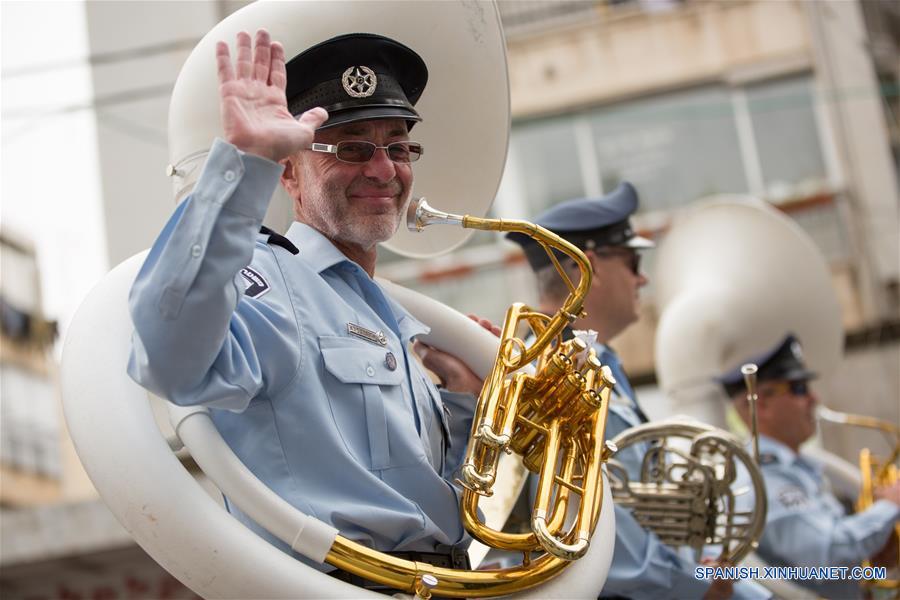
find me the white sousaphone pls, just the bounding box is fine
[652,195,858,598]
[61,2,614,598]
[652,195,845,425]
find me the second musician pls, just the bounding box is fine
[507,185,770,599]
[722,334,900,599]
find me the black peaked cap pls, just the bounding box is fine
[718,333,818,398]
[285,33,428,130]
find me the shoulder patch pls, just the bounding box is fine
[777,486,809,509]
[240,266,270,299]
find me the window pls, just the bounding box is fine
[589,86,748,211]
[746,77,828,199]
[507,117,587,216]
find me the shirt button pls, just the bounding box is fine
[366,366,375,377]
[224,170,236,182]
[190,244,202,258]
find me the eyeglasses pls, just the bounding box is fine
[762,380,810,397]
[594,248,641,275]
[309,141,424,164]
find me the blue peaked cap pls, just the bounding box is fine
[506,182,654,271]
[718,333,818,398]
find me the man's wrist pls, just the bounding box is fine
[443,374,482,396]
[237,144,281,163]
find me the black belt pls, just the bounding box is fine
[328,549,471,597]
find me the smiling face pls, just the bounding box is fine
[282,118,413,253]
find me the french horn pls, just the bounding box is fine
[61,1,616,598]
[605,363,767,564]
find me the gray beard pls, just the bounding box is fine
[302,191,405,251]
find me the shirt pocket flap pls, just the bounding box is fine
[319,335,404,386]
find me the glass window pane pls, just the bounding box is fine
[746,76,827,197]
[508,117,586,216]
[589,86,748,212]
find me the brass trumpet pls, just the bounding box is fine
[818,406,900,591]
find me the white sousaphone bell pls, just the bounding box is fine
[652,195,844,427]
[652,194,859,495]
[61,1,615,598]
[651,195,857,599]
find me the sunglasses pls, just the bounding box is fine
[309,140,424,164]
[594,249,641,275]
[762,380,810,397]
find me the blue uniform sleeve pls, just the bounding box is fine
[603,504,712,599]
[603,506,771,599]
[732,579,772,599]
[761,494,900,567]
[127,139,296,411]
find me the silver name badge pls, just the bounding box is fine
[347,323,387,346]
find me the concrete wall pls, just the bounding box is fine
[84,1,230,267]
[804,0,900,321]
[507,0,813,118]
[819,339,900,466]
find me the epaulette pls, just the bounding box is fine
[259,225,299,255]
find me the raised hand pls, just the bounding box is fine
[216,29,327,161]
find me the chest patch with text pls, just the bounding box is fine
[777,486,809,509]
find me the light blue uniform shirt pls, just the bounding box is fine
[736,434,900,599]
[128,139,475,564]
[597,344,770,599]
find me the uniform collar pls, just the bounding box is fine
[756,435,822,474]
[385,296,430,341]
[284,222,430,341]
[757,434,797,466]
[592,342,617,362]
[285,222,351,274]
